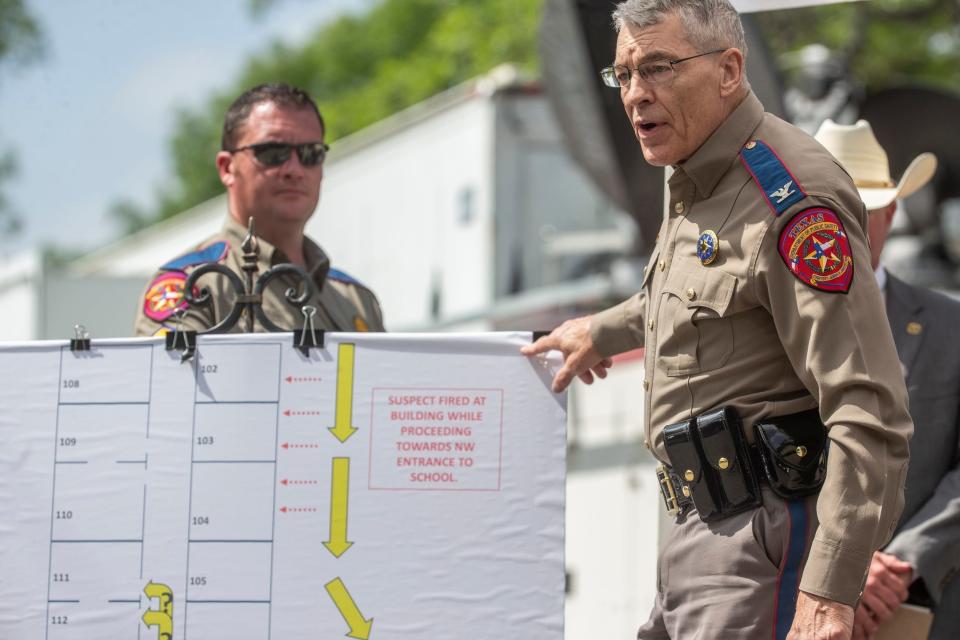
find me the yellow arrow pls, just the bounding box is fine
[323,457,353,558]
[143,580,171,600]
[329,343,358,443]
[142,609,172,638]
[143,581,173,616]
[325,577,373,639]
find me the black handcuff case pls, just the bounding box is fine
[753,408,827,500]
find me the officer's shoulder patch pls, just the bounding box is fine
[777,207,854,294]
[740,139,807,216]
[143,270,191,322]
[160,240,229,271]
[328,267,370,290]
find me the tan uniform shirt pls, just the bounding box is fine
[134,217,384,336]
[591,91,912,606]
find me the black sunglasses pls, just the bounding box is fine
[228,141,329,167]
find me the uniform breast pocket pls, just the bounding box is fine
[657,269,737,376]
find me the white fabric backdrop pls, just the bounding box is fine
[734,0,864,12]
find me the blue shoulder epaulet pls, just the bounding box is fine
[328,267,369,290]
[739,139,807,216]
[161,241,230,271]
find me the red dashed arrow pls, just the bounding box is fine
[281,442,321,450]
[279,506,318,514]
[280,478,320,486]
[282,409,323,417]
[285,376,323,383]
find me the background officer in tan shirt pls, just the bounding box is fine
[524,1,912,638]
[134,83,383,336]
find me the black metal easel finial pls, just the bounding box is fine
[179,217,316,335]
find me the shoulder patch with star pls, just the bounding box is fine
[778,207,854,294]
[160,241,229,271]
[740,139,807,216]
[143,270,192,321]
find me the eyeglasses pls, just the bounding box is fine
[228,141,330,167]
[600,49,727,88]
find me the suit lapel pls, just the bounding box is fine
[885,275,925,384]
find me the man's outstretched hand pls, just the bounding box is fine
[521,316,612,393]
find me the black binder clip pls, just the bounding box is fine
[165,310,196,363]
[293,305,325,356]
[70,324,91,351]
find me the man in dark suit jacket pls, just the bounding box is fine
[817,119,960,639]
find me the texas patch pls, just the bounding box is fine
[778,207,854,293]
[143,271,192,321]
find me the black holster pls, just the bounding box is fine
[753,409,827,499]
[662,407,761,522]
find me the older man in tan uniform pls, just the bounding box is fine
[524,1,912,638]
[134,83,383,336]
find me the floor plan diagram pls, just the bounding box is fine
[0,332,565,639]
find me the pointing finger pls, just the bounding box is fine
[521,334,558,356]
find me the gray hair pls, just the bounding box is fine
[612,0,748,60]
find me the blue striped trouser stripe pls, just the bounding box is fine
[775,499,809,640]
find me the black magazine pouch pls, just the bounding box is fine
[663,420,719,519]
[695,407,761,521]
[753,409,827,499]
[663,408,761,522]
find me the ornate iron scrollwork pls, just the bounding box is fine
[182,217,315,334]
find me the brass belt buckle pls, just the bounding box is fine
[656,464,679,517]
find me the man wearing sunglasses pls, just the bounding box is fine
[134,83,384,336]
[525,1,911,638]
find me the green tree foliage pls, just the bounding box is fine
[0,0,45,240]
[120,0,958,237]
[114,0,543,235]
[0,150,23,235]
[0,0,43,70]
[755,0,960,93]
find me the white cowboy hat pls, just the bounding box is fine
[814,119,938,211]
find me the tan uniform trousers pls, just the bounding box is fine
[638,487,820,640]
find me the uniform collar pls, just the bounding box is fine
[221,216,331,288]
[301,237,332,288]
[677,90,764,199]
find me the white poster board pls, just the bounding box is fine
[733,0,864,12]
[0,332,566,640]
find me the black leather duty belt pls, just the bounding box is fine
[655,447,772,518]
[656,407,827,522]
